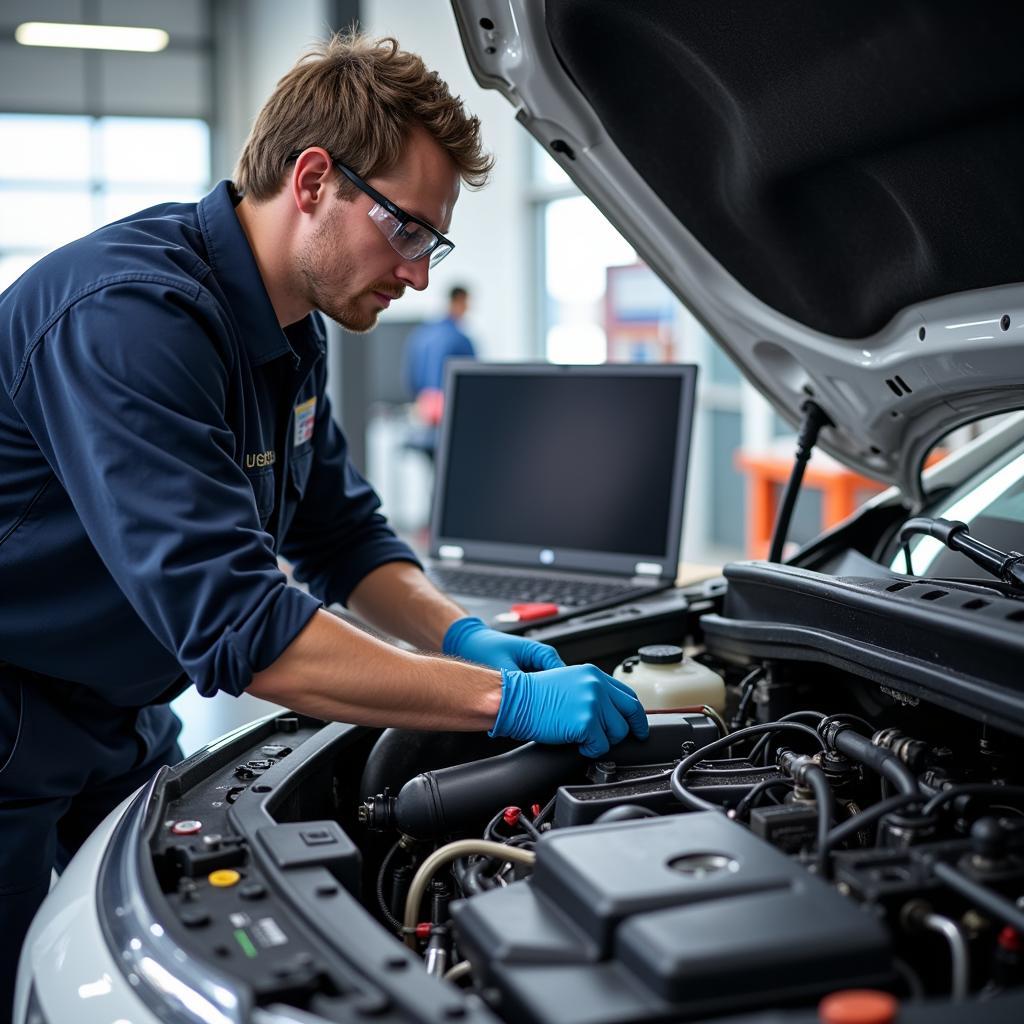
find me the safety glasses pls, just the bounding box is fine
[286,150,454,267]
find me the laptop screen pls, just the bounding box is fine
[431,363,698,578]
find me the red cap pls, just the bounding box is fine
[530,803,542,819]
[415,922,432,940]
[818,990,898,1024]
[502,806,521,827]
[998,925,1022,952]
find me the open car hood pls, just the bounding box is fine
[451,0,1024,504]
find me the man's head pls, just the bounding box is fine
[449,285,469,320]
[234,33,492,332]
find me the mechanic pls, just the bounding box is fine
[404,284,478,396]
[0,33,647,1015]
[402,284,478,458]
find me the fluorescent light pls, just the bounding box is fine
[15,22,169,52]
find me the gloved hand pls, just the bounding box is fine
[490,664,649,758]
[443,615,564,673]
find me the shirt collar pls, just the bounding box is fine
[197,180,324,366]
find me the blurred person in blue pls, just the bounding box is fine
[0,33,647,1015]
[402,284,477,458]
[404,284,477,397]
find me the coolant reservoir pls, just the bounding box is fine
[613,644,726,714]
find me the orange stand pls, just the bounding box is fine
[734,451,888,559]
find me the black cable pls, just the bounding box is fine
[452,856,481,896]
[670,721,826,812]
[931,859,1024,934]
[533,795,557,828]
[816,713,875,739]
[483,807,508,842]
[768,401,833,563]
[804,764,835,878]
[891,956,926,1001]
[729,666,764,729]
[826,726,921,796]
[903,541,914,576]
[900,517,1024,590]
[922,784,1024,818]
[746,711,827,762]
[463,858,496,893]
[375,840,406,932]
[733,778,793,820]
[823,793,922,852]
[485,805,542,842]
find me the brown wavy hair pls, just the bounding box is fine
[234,32,493,202]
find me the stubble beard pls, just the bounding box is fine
[297,210,381,334]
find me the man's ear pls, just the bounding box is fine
[291,148,334,214]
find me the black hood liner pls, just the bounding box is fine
[546,0,1024,339]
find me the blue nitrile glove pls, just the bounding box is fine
[443,616,565,673]
[489,665,650,758]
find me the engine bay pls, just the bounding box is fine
[132,563,1024,1023]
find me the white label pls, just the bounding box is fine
[253,917,288,948]
[438,545,464,560]
[634,562,663,576]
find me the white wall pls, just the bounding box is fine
[212,0,333,180]
[361,1,535,360]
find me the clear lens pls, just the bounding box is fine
[368,202,449,264]
[391,220,434,260]
[429,242,453,267]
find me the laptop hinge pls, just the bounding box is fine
[438,545,465,561]
[634,561,664,577]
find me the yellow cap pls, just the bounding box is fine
[208,869,241,888]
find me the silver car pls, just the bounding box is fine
[17,2,1024,1021]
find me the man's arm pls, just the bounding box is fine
[247,608,501,729]
[248,605,650,758]
[346,560,465,650]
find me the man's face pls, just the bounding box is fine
[297,129,461,333]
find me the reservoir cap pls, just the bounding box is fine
[638,645,684,665]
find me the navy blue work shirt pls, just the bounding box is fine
[0,181,418,707]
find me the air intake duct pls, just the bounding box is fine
[361,713,719,840]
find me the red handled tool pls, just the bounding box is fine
[495,602,560,623]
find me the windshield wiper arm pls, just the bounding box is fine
[899,516,1024,590]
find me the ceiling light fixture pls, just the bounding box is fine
[14,22,169,53]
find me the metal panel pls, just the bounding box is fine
[98,0,210,43]
[98,50,210,118]
[0,0,82,25]
[0,40,88,114]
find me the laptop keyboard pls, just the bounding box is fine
[427,566,651,608]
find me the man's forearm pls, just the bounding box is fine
[247,608,502,729]
[346,560,467,651]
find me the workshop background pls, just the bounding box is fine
[0,0,885,752]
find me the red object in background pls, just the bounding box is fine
[415,387,445,426]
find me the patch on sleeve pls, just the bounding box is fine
[293,397,316,446]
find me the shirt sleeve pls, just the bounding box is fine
[9,277,322,698]
[280,382,421,606]
[451,327,476,359]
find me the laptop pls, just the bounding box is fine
[425,361,698,632]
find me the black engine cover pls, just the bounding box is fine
[451,813,892,1024]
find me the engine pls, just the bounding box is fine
[357,657,1024,1023]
